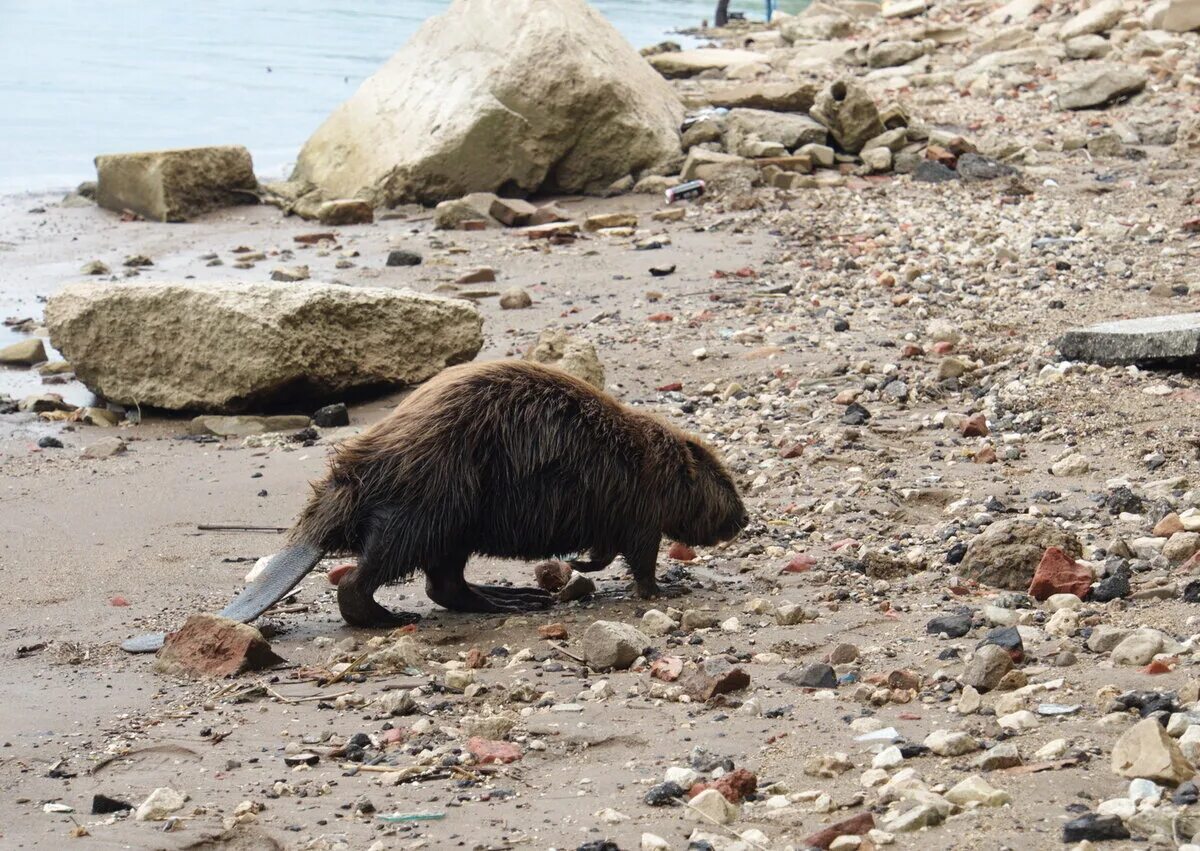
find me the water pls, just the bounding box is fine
[0,0,803,193]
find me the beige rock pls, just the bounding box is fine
[584,213,638,232]
[706,81,817,113]
[524,328,605,389]
[187,415,312,438]
[1059,0,1123,40]
[434,193,499,229]
[1056,64,1148,111]
[294,0,683,205]
[648,48,765,78]
[46,281,482,412]
[0,338,48,366]
[687,787,739,824]
[499,287,533,310]
[1162,0,1200,31]
[680,148,750,182]
[316,199,374,225]
[945,775,1011,807]
[811,81,884,154]
[95,145,257,222]
[1112,718,1195,785]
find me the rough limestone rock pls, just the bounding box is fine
[705,81,818,113]
[1163,0,1200,31]
[95,146,258,222]
[45,281,483,412]
[523,328,605,389]
[1058,0,1124,40]
[1055,64,1148,110]
[1112,718,1195,785]
[723,109,828,154]
[293,0,684,206]
[1058,313,1200,365]
[960,517,1082,590]
[582,620,650,670]
[648,48,765,78]
[810,81,885,154]
[154,614,284,678]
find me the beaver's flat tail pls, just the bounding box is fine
[120,542,325,653]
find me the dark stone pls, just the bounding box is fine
[644,781,684,806]
[1184,580,1200,603]
[313,403,350,428]
[1174,781,1199,805]
[1061,813,1130,843]
[898,744,930,759]
[926,612,972,638]
[1112,690,1179,718]
[978,626,1024,659]
[386,249,422,267]
[946,542,967,564]
[37,436,64,449]
[913,160,958,183]
[780,663,837,689]
[956,153,1017,182]
[1104,485,1144,515]
[689,746,730,772]
[577,843,621,851]
[841,403,871,425]
[833,318,850,332]
[1092,565,1132,602]
[91,794,132,814]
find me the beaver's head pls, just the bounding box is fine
[662,436,749,547]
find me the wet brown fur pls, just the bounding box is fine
[290,359,747,613]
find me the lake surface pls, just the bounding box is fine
[0,0,802,193]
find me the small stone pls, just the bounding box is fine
[924,730,980,756]
[804,753,854,778]
[687,787,738,825]
[135,787,187,821]
[642,609,678,636]
[582,620,650,670]
[681,658,750,701]
[688,768,757,803]
[385,249,422,267]
[499,287,533,309]
[976,742,1022,771]
[1112,718,1195,785]
[959,685,983,715]
[802,812,875,849]
[467,737,522,764]
[489,197,538,227]
[0,338,48,366]
[557,571,596,602]
[313,403,350,428]
[534,560,573,592]
[1062,813,1131,843]
[1111,630,1165,667]
[1051,454,1090,476]
[780,663,837,689]
[316,199,373,225]
[644,781,685,807]
[961,644,1013,692]
[927,612,972,638]
[584,212,638,231]
[456,267,496,284]
[1028,547,1093,601]
[945,775,1010,807]
[828,643,860,664]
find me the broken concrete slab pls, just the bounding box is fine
[1057,313,1200,365]
[94,145,258,222]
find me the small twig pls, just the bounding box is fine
[266,687,354,705]
[549,642,586,664]
[321,651,370,687]
[197,524,288,533]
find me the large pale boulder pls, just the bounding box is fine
[293,0,684,206]
[45,281,483,412]
[95,146,258,223]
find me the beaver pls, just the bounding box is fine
[122,359,748,652]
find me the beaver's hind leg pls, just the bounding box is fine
[337,564,422,628]
[425,554,553,613]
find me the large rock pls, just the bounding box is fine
[1058,313,1200,365]
[1112,718,1195,785]
[810,81,884,153]
[960,517,1082,590]
[154,614,284,678]
[293,0,683,206]
[1056,64,1148,110]
[647,48,765,78]
[95,146,258,223]
[45,281,483,412]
